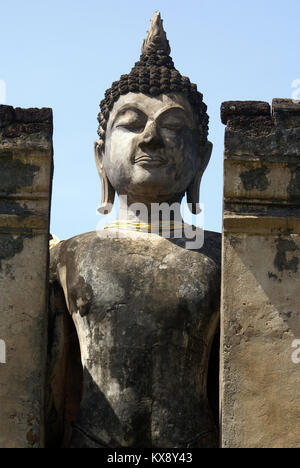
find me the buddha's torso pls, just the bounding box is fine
[50,230,221,448]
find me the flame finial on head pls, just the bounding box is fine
[141,11,171,56]
[98,12,209,149]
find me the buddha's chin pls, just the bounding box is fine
[114,165,188,203]
[131,164,174,185]
[130,171,173,194]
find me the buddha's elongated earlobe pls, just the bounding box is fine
[187,141,213,214]
[94,140,115,214]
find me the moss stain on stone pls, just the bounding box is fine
[0,153,39,192]
[240,166,270,192]
[287,167,300,197]
[0,234,32,272]
[0,199,35,217]
[274,238,299,273]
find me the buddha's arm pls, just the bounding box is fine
[45,243,83,448]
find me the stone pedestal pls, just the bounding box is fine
[0,106,53,448]
[220,99,300,448]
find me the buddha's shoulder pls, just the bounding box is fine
[49,231,98,279]
[52,230,102,252]
[50,229,221,268]
[50,230,136,268]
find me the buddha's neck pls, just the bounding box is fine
[117,194,184,225]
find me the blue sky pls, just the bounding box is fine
[1,0,299,239]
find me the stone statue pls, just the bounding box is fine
[46,12,221,448]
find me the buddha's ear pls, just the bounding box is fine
[186,141,213,214]
[94,140,115,215]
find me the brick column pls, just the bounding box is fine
[0,106,53,448]
[220,99,300,448]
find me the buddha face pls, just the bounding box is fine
[98,92,203,205]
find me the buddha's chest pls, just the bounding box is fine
[63,238,220,345]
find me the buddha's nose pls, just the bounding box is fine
[139,121,163,149]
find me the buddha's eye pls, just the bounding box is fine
[161,120,185,131]
[159,109,189,132]
[114,109,147,133]
[117,120,145,133]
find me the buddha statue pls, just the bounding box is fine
[46,12,221,448]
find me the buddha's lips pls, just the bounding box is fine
[134,154,167,167]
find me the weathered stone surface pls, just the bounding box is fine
[49,230,221,448]
[272,98,300,129]
[0,105,53,448]
[0,106,15,127]
[221,101,271,125]
[221,98,300,448]
[46,12,221,449]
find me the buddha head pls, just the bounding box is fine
[95,12,212,215]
